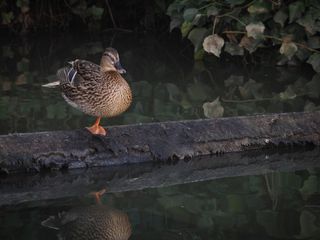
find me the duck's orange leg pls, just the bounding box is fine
[86,117,107,136]
[90,189,107,205]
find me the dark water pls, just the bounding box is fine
[1,32,320,239]
[1,167,320,240]
[1,32,319,134]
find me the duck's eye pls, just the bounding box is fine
[103,53,116,63]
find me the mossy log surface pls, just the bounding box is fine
[0,111,320,174]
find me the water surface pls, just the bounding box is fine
[1,166,320,240]
[0,32,319,134]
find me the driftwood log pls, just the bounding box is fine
[0,111,320,174]
[0,149,319,207]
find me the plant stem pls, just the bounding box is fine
[212,17,218,34]
[222,30,246,34]
[222,14,246,26]
[222,31,320,54]
[105,0,117,28]
[198,3,215,10]
[294,42,320,54]
[221,97,274,103]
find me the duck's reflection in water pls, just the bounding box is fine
[41,189,132,240]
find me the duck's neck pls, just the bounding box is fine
[100,58,117,73]
[101,66,118,73]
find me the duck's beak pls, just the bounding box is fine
[115,61,126,74]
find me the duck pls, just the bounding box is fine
[41,189,132,240]
[42,48,132,136]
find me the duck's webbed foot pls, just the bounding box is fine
[86,117,107,136]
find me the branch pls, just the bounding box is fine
[222,31,320,54]
[105,0,117,28]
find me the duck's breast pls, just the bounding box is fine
[97,77,132,118]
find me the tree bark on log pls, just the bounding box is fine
[0,111,320,173]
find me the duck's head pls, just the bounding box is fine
[100,47,126,74]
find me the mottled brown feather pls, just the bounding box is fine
[58,59,132,118]
[43,205,132,240]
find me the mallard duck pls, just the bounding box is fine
[41,189,132,240]
[43,48,132,136]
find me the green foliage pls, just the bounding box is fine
[203,97,224,118]
[88,5,104,20]
[188,27,208,52]
[167,0,320,71]
[1,11,14,24]
[307,53,320,72]
[0,0,172,32]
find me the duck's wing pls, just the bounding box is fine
[57,60,102,88]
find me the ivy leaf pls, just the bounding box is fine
[279,85,297,100]
[72,0,87,18]
[246,22,265,39]
[192,14,206,26]
[203,97,224,118]
[188,27,208,52]
[239,36,261,53]
[166,83,182,104]
[304,101,320,111]
[300,175,319,200]
[296,211,320,238]
[306,74,320,98]
[297,9,320,34]
[203,34,225,57]
[167,2,184,16]
[247,0,271,14]
[289,1,305,23]
[225,75,244,87]
[239,79,263,99]
[1,12,14,24]
[307,53,320,73]
[183,8,198,21]
[279,42,298,60]
[187,80,214,102]
[273,9,288,27]
[181,21,193,37]
[224,42,244,56]
[206,6,219,17]
[194,48,205,60]
[89,5,104,20]
[307,36,320,49]
[170,17,183,31]
[296,48,311,62]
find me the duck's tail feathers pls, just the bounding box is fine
[42,81,60,88]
